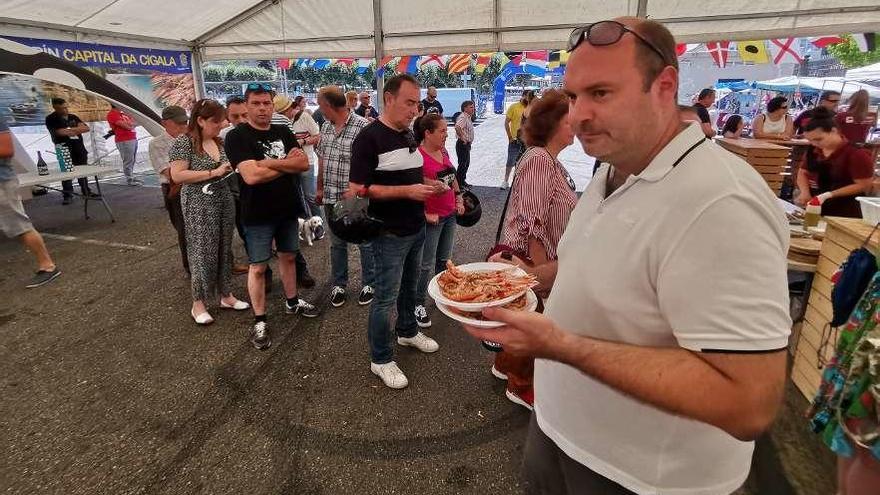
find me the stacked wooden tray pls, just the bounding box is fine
[716,138,791,194]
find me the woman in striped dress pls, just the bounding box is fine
[492,89,578,411]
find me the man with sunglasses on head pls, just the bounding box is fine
[224,84,321,351]
[793,90,841,135]
[348,74,447,389]
[465,18,790,495]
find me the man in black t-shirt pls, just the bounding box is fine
[224,85,320,350]
[354,92,379,121]
[45,98,96,204]
[421,86,444,116]
[350,74,447,389]
[691,88,715,138]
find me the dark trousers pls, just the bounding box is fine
[61,178,91,197]
[161,184,189,274]
[455,140,471,186]
[524,415,635,495]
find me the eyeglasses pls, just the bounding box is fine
[568,20,670,66]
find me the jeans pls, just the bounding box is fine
[326,205,375,288]
[116,139,138,179]
[455,140,471,186]
[368,228,425,364]
[300,162,322,218]
[162,183,189,274]
[416,214,456,306]
[243,217,300,265]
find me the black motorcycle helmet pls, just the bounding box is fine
[328,196,384,244]
[456,189,482,227]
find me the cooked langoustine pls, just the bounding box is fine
[437,260,537,302]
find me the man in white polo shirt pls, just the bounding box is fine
[467,17,791,495]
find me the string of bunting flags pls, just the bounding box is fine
[274,34,874,74]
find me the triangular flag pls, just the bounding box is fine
[736,41,769,64]
[475,52,494,73]
[277,58,291,70]
[768,38,803,64]
[810,36,845,49]
[420,55,446,69]
[675,44,687,57]
[521,50,548,76]
[395,56,419,74]
[312,59,331,69]
[853,33,877,52]
[296,58,311,67]
[335,58,355,67]
[375,55,394,77]
[705,41,731,68]
[446,54,471,73]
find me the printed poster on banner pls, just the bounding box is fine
[0,35,196,126]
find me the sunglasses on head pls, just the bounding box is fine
[246,83,273,91]
[568,20,670,66]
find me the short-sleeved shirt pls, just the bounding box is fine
[421,98,443,116]
[419,147,456,217]
[803,141,875,218]
[289,111,321,167]
[535,123,791,495]
[350,120,425,236]
[793,107,830,134]
[455,112,474,143]
[45,112,88,164]
[505,102,525,141]
[501,147,577,261]
[692,102,711,124]
[224,123,303,225]
[354,105,379,119]
[106,109,137,142]
[0,116,13,182]
[835,111,875,144]
[316,113,369,204]
[148,132,175,184]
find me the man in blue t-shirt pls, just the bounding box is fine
[349,74,448,389]
[0,115,61,288]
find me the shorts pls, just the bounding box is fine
[506,139,525,168]
[243,217,300,264]
[0,177,34,238]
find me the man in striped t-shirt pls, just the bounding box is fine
[349,74,448,389]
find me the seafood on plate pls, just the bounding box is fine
[446,293,529,321]
[437,260,536,302]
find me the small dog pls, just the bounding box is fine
[298,216,324,246]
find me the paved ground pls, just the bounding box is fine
[1,120,836,494]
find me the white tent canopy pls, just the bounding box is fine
[846,62,880,83]
[2,0,880,61]
[755,75,880,98]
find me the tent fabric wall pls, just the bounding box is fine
[1,0,879,60]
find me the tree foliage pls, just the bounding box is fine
[826,35,880,69]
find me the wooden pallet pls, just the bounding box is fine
[716,138,790,194]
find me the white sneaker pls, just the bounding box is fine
[491,365,508,380]
[371,361,409,389]
[397,332,439,353]
[500,179,508,190]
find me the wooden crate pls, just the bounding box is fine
[792,217,880,399]
[716,138,789,194]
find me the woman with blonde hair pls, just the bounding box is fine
[170,99,249,325]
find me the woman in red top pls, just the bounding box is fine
[835,90,876,145]
[491,89,578,410]
[413,113,465,328]
[796,107,874,217]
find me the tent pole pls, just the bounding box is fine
[191,47,207,100]
[636,0,648,18]
[373,0,385,113]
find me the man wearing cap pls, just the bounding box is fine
[148,106,190,276]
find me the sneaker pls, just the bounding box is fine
[481,340,504,352]
[358,286,375,306]
[330,286,347,307]
[297,269,316,289]
[250,321,271,350]
[26,268,61,288]
[370,361,409,389]
[286,298,320,318]
[491,365,508,380]
[397,332,439,353]
[414,305,432,328]
[505,388,534,411]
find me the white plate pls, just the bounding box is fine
[427,262,531,311]
[436,290,538,328]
